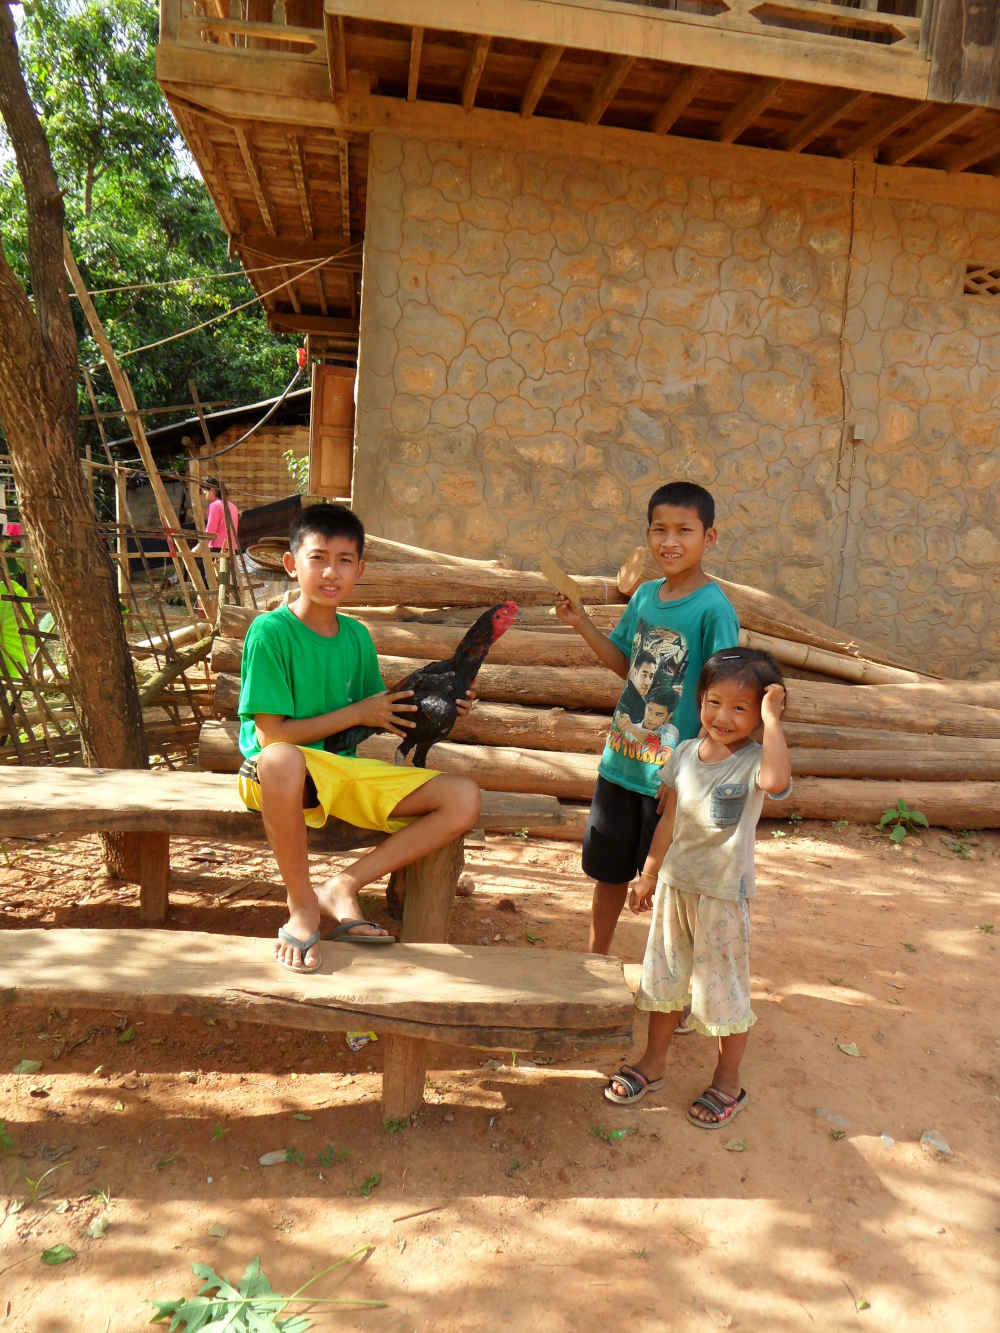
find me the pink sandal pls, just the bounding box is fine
[687,1086,748,1129]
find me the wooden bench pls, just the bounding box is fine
[0,928,635,1117]
[0,767,562,940]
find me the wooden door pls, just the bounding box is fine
[309,364,355,498]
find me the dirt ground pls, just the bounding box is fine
[0,816,998,1332]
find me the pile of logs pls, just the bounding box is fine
[198,535,1000,834]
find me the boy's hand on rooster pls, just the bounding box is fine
[454,688,476,720]
[358,689,418,737]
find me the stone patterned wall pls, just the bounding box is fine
[354,131,1000,677]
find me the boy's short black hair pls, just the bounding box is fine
[647,482,715,529]
[645,682,678,712]
[696,647,784,708]
[289,503,365,557]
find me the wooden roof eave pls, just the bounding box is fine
[323,0,932,102]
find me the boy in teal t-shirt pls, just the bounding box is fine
[555,482,739,955]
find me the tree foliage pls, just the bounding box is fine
[0,0,296,454]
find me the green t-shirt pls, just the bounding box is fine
[237,604,384,761]
[599,579,740,797]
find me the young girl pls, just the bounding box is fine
[604,647,792,1128]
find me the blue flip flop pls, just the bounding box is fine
[326,918,395,946]
[275,927,322,973]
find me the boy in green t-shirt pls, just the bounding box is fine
[556,482,739,956]
[237,503,481,973]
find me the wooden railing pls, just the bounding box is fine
[160,0,326,59]
[613,0,926,51]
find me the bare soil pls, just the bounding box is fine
[1,818,998,1332]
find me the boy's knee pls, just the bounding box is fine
[257,742,306,788]
[443,775,480,831]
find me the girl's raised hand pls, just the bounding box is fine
[761,682,786,725]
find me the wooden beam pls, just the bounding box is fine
[327,11,348,95]
[650,66,708,135]
[716,77,784,143]
[462,34,491,112]
[407,25,423,101]
[157,44,344,127]
[233,231,362,264]
[521,44,564,118]
[881,104,982,165]
[346,92,1000,213]
[938,121,1000,172]
[838,99,924,157]
[234,124,276,233]
[287,133,314,237]
[338,138,351,240]
[281,266,302,315]
[781,88,868,153]
[268,313,358,334]
[582,53,634,126]
[322,0,931,99]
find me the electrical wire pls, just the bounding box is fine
[74,254,339,298]
[192,363,305,461]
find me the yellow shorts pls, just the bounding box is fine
[238,744,439,834]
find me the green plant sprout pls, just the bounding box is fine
[359,1173,381,1198]
[150,1249,385,1329]
[384,1117,409,1135]
[21,1161,66,1203]
[878,798,928,844]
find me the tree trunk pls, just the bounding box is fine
[0,7,146,871]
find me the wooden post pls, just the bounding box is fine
[114,465,129,598]
[381,1034,430,1120]
[379,835,465,1118]
[137,831,170,922]
[398,836,465,943]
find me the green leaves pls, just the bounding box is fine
[41,1244,76,1265]
[878,798,928,844]
[150,1251,384,1330]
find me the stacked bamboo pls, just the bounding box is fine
[198,535,1000,834]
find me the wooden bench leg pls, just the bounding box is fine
[137,832,170,923]
[397,835,464,943]
[381,1034,428,1120]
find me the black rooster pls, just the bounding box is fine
[324,601,519,768]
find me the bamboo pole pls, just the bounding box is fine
[64,233,207,605]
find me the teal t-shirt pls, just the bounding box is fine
[598,579,740,797]
[237,604,384,761]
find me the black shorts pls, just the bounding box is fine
[582,775,661,885]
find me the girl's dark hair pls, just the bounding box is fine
[696,647,784,708]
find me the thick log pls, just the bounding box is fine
[738,627,929,686]
[535,777,1000,841]
[213,620,606,673]
[356,735,599,800]
[199,703,608,773]
[865,680,1000,712]
[790,748,1000,782]
[349,563,623,609]
[772,778,1000,828]
[214,663,1000,740]
[365,534,504,569]
[786,679,1000,739]
[782,722,1000,754]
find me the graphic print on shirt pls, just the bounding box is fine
[607,618,688,767]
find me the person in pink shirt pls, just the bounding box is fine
[202,477,240,553]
